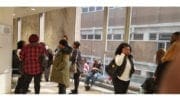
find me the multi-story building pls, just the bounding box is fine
[80,7,180,81]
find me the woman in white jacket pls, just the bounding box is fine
[112,43,135,94]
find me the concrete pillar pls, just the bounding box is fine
[0,8,13,94]
[40,13,45,42]
[102,7,109,76]
[124,7,132,44]
[74,7,81,41]
[17,18,21,41]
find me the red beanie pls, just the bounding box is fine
[29,34,39,43]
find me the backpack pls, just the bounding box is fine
[141,77,156,93]
[39,54,49,71]
[105,57,126,78]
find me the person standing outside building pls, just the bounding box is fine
[50,39,72,94]
[15,34,46,94]
[112,43,135,94]
[70,41,82,94]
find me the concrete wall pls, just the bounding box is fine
[0,8,13,93]
[12,7,77,51]
[45,8,76,50]
[13,19,18,49]
[21,14,40,43]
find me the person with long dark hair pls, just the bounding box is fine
[112,42,135,94]
[70,41,82,94]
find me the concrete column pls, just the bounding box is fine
[102,7,109,76]
[40,13,45,42]
[74,7,81,41]
[124,7,132,43]
[17,18,21,41]
[0,8,13,94]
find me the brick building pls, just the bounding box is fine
[80,7,180,78]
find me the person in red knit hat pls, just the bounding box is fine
[15,34,46,94]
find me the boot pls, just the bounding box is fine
[69,89,78,94]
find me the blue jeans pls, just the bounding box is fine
[85,71,100,86]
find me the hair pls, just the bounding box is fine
[29,34,39,43]
[162,41,180,62]
[39,42,46,48]
[115,42,131,55]
[63,34,68,41]
[59,39,68,47]
[172,31,180,37]
[17,40,25,49]
[156,49,166,65]
[171,32,180,44]
[74,41,80,48]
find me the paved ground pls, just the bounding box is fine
[11,75,113,94]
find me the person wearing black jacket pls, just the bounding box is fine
[112,43,135,94]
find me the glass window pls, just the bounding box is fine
[133,33,144,40]
[107,34,112,40]
[158,42,165,49]
[81,30,92,34]
[149,33,157,40]
[87,34,93,39]
[81,35,87,39]
[95,34,101,39]
[89,7,95,12]
[113,34,121,40]
[159,33,171,40]
[82,7,88,13]
[96,7,103,11]
[95,29,102,34]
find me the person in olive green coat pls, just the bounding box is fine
[50,39,72,94]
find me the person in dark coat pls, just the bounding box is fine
[50,39,72,94]
[112,43,135,94]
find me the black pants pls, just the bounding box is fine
[112,76,130,94]
[73,72,81,91]
[14,73,42,94]
[58,83,66,94]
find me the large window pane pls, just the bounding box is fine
[108,7,125,50]
[113,34,121,40]
[80,7,104,64]
[133,33,144,40]
[82,7,88,13]
[89,7,95,12]
[159,33,171,40]
[96,7,103,11]
[149,33,157,40]
[130,7,180,85]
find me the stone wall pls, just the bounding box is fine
[13,19,18,49]
[45,8,76,50]
[21,14,40,43]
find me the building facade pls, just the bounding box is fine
[80,7,180,79]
